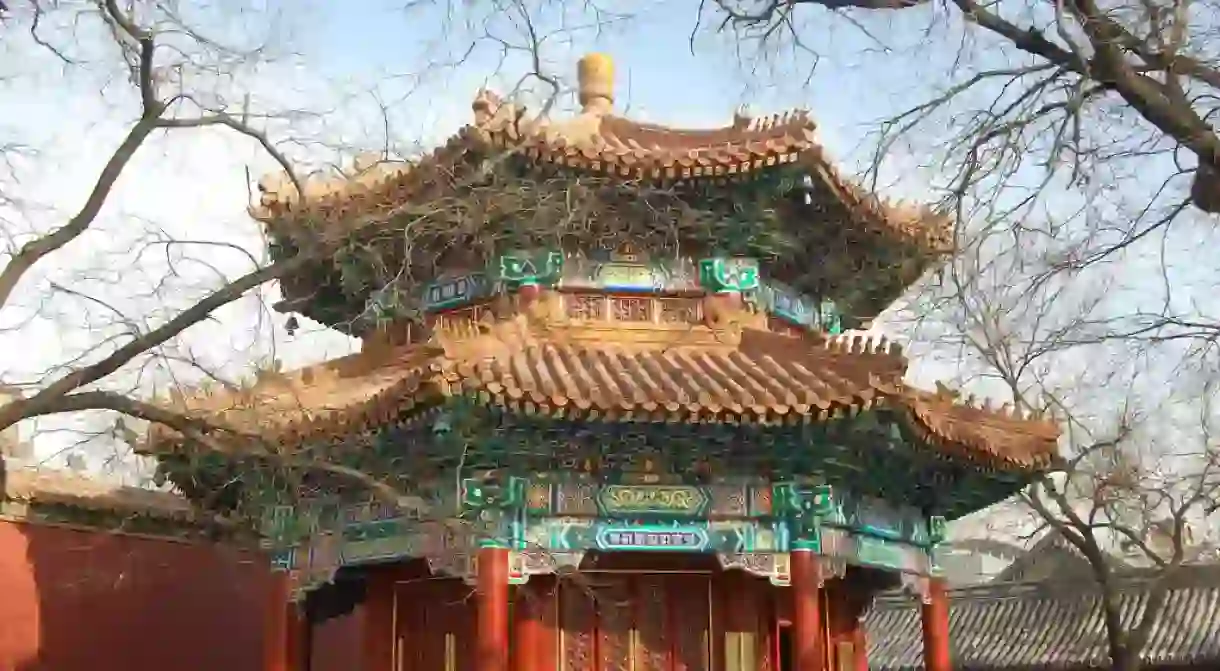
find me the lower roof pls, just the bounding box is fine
[144,305,1060,473]
[866,567,1220,670]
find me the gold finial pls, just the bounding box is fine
[577,53,614,113]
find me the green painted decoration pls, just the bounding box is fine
[928,515,947,544]
[697,257,761,293]
[461,475,526,513]
[496,250,564,288]
[773,483,834,551]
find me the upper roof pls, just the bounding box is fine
[250,54,955,333]
[866,565,1220,670]
[144,292,1060,474]
[252,55,948,246]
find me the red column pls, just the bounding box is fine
[513,582,541,671]
[823,577,867,671]
[286,603,306,671]
[264,572,291,671]
[920,578,951,671]
[791,551,824,671]
[843,579,872,671]
[851,624,869,671]
[478,547,510,671]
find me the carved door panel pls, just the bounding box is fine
[668,574,713,671]
[634,574,671,671]
[559,577,598,671]
[556,573,714,671]
[595,576,632,671]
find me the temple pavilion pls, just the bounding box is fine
[143,54,1062,671]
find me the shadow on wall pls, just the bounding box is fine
[0,510,273,671]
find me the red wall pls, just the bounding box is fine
[0,518,273,671]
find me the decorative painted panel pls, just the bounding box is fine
[755,281,842,333]
[526,481,553,515]
[717,552,792,586]
[422,272,492,311]
[609,295,652,322]
[597,525,709,551]
[823,492,930,546]
[596,485,710,516]
[559,247,700,293]
[555,482,598,516]
[522,517,784,554]
[820,526,932,574]
[565,293,606,320]
[260,479,941,595]
[656,296,702,323]
[709,484,749,517]
[749,486,774,516]
[535,483,773,520]
[401,242,845,337]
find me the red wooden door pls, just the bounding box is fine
[395,578,475,671]
[557,572,714,671]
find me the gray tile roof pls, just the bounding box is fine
[866,567,1220,671]
[1,460,195,521]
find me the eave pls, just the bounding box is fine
[142,300,1060,477]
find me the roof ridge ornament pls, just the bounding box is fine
[822,332,905,358]
[733,107,753,130]
[577,53,614,115]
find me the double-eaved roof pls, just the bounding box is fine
[141,54,1062,519]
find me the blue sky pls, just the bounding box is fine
[271,0,959,169]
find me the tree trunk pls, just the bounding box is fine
[1191,163,1219,214]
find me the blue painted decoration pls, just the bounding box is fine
[596,525,710,551]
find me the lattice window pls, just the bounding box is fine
[657,298,702,324]
[566,293,606,321]
[610,296,653,322]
